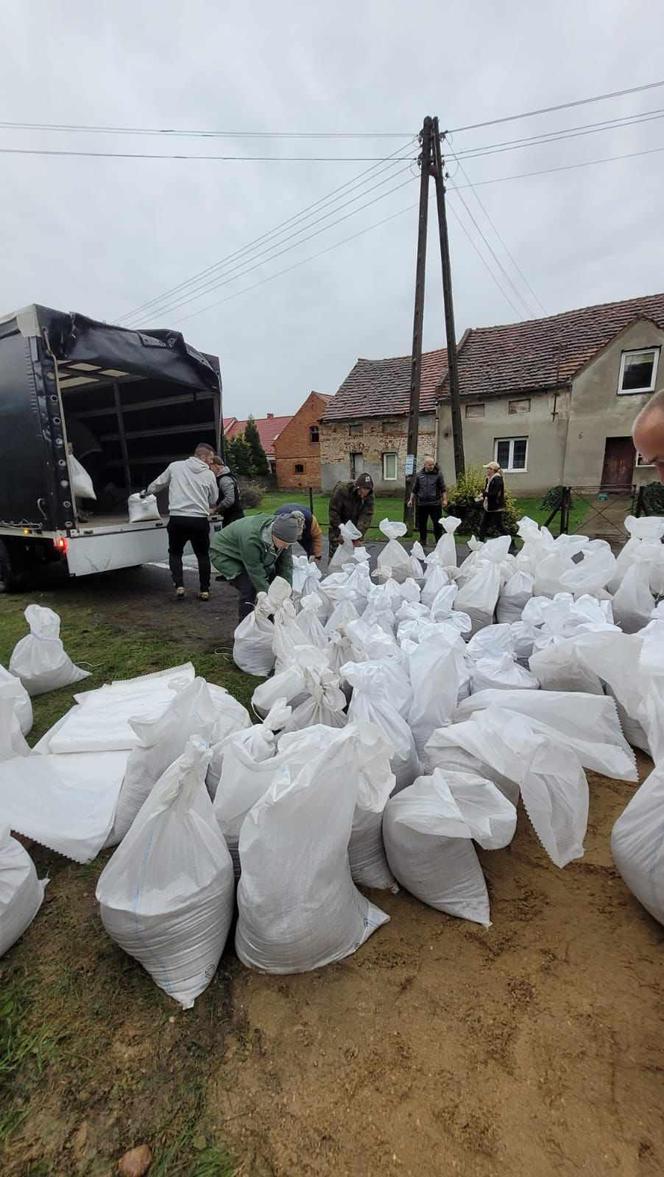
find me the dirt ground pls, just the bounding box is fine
[2,563,663,1176]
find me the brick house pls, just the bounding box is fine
[224,412,291,476]
[320,350,446,493]
[273,391,331,490]
[321,291,664,496]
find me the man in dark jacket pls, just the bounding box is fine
[478,460,507,540]
[210,455,244,526]
[328,473,374,560]
[275,503,324,560]
[408,455,448,547]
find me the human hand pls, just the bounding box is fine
[407,496,414,508]
[139,489,148,499]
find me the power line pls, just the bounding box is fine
[117,140,416,322]
[129,174,418,325]
[447,202,524,318]
[446,78,664,134]
[0,146,411,162]
[451,106,664,163]
[172,200,420,327]
[444,143,548,316]
[447,183,537,318]
[452,142,664,189]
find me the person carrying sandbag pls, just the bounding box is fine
[328,473,374,562]
[147,443,219,602]
[210,512,301,620]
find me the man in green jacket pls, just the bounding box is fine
[210,512,301,620]
[328,473,374,561]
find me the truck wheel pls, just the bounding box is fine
[0,540,26,593]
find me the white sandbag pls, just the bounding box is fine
[456,689,637,781]
[128,492,161,523]
[69,453,97,501]
[454,559,501,636]
[292,554,323,599]
[559,540,616,597]
[251,646,320,718]
[383,769,517,926]
[0,688,30,760]
[377,519,411,583]
[232,577,291,677]
[235,728,389,973]
[470,653,539,694]
[294,594,329,649]
[328,520,366,572]
[97,738,234,1008]
[611,764,664,925]
[408,630,468,755]
[213,699,292,850]
[409,540,426,579]
[425,710,589,868]
[612,559,655,634]
[0,750,129,862]
[0,826,47,957]
[609,515,664,591]
[9,605,90,696]
[572,630,650,752]
[0,664,33,735]
[324,596,360,636]
[466,623,515,661]
[532,536,588,597]
[281,666,347,731]
[421,561,451,609]
[433,516,461,569]
[529,639,604,695]
[496,570,534,624]
[108,679,228,844]
[514,517,555,575]
[343,661,420,793]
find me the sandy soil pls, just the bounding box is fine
[210,760,664,1177]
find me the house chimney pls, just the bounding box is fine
[267,412,274,419]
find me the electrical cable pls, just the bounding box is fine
[447,184,537,318]
[451,143,664,189]
[448,106,664,163]
[446,78,664,134]
[447,202,524,318]
[0,146,412,162]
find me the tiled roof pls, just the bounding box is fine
[323,348,447,420]
[225,415,292,456]
[222,417,237,432]
[439,291,664,400]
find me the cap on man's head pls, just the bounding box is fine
[483,461,500,471]
[355,473,374,491]
[271,513,301,544]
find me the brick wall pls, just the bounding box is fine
[319,413,437,492]
[273,392,328,489]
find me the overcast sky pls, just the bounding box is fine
[2,0,664,419]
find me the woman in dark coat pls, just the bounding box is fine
[478,460,507,540]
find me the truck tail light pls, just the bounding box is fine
[53,537,68,554]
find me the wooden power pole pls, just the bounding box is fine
[404,116,433,525]
[404,115,465,528]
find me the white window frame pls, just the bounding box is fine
[636,452,655,467]
[617,348,660,395]
[465,402,485,418]
[382,451,398,481]
[494,436,528,472]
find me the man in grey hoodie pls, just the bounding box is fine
[147,443,219,601]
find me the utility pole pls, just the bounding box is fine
[432,117,465,478]
[404,116,433,526]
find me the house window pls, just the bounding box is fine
[465,403,485,418]
[294,463,304,474]
[382,419,401,432]
[508,398,531,414]
[382,452,398,481]
[350,451,363,479]
[495,437,528,472]
[349,422,363,436]
[309,425,319,443]
[618,348,660,394]
[636,452,654,467]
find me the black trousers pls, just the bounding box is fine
[479,510,508,541]
[230,571,257,621]
[417,504,443,546]
[167,516,211,591]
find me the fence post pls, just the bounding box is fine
[308,486,314,515]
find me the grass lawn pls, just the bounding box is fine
[249,489,591,538]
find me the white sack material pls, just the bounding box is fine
[328,520,366,572]
[343,661,421,794]
[608,514,664,591]
[294,595,329,650]
[0,664,33,735]
[0,750,129,862]
[529,639,604,696]
[68,453,97,501]
[456,689,637,781]
[232,576,291,677]
[97,737,234,1009]
[433,516,462,570]
[42,665,196,754]
[558,541,616,597]
[251,646,321,718]
[0,688,30,761]
[611,559,655,634]
[213,699,292,857]
[127,492,161,523]
[108,678,230,845]
[421,562,451,609]
[280,666,347,732]
[377,519,412,583]
[408,630,468,756]
[496,570,534,625]
[611,764,664,926]
[383,770,517,927]
[0,826,47,957]
[470,653,539,694]
[454,558,501,636]
[235,728,389,974]
[9,605,90,696]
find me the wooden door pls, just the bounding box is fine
[601,437,635,490]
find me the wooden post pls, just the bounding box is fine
[431,117,465,479]
[404,116,433,528]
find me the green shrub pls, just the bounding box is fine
[639,481,664,516]
[446,466,518,536]
[238,478,265,509]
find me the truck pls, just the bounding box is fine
[0,304,223,590]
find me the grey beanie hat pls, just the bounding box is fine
[271,512,301,544]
